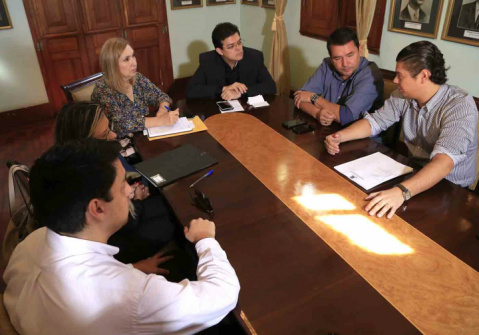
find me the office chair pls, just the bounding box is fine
[61,72,103,103]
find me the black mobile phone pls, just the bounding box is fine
[292,124,315,134]
[216,101,233,111]
[281,119,307,129]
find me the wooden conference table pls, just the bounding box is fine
[135,96,479,335]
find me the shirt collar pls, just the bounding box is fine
[411,85,448,113]
[45,227,119,260]
[407,4,420,19]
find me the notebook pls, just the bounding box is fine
[147,117,194,138]
[134,144,218,188]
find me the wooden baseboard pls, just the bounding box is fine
[0,103,55,132]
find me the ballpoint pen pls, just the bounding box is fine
[190,170,214,188]
[164,105,171,112]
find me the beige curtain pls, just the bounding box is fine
[355,0,377,58]
[269,0,290,96]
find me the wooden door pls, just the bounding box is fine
[24,0,90,111]
[123,0,173,92]
[300,0,386,55]
[300,0,340,39]
[80,0,124,73]
[23,0,174,112]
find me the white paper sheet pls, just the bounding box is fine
[334,152,413,190]
[221,100,244,113]
[147,117,194,138]
[247,95,270,108]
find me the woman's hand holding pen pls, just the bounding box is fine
[157,104,179,126]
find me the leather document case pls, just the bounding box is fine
[134,144,218,188]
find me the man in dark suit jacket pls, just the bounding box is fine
[399,0,429,23]
[458,0,479,30]
[186,22,276,100]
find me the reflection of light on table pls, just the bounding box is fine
[293,193,356,211]
[317,214,414,255]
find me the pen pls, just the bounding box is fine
[190,170,214,188]
[164,105,171,112]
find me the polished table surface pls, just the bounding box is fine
[135,96,479,335]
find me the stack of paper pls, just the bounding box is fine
[247,95,269,108]
[221,100,244,113]
[147,117,194,138]
[334,152,413,190]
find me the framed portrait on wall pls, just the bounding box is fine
[261,0,275,8]
[170,0,203,10]
[206,0,236,6]
[241,0,259,5]
[441,0,479,47]
[0,0,13,30]
[388,0,443,38]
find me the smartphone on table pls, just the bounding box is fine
[292,124,315,134]
[282,119,307,129]
[216,101,234,112]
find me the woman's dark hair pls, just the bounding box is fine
[212,22,240,49]
[55,102,103,144]
[327,27,360,55]
[30,139,121,234]
[396,41,449,85]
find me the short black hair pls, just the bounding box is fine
[396,41,448,85]
[55,102,103,144]
[212,22,240,49]
[30,139,121,234]
[327,27,360,55]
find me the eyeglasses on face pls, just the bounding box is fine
[224,39,244,51]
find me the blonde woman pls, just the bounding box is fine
[92,37,179,138]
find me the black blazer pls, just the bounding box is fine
[458,2,477,30]
[186,47,276,99]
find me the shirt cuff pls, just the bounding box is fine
[363,112,382,137]
[339,105,354,126]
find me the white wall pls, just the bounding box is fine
[0,0,48,112]
[166,3,241,78]
[1,0,478,113]
[240,0,479,97]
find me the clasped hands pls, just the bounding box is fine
[324,132,405,219]
[293,90,335,126]
[222,82,248,100]
[133,218,215,275]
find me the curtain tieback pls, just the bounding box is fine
[271,14,284,31]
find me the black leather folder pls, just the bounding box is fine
[134,144,218,188]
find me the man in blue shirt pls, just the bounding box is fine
[294,28,383,126]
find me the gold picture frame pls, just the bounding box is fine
[241,0,259,5]
[170,0,203,10]
[206,0,236,6]
[388,0,443,38]
[0,0,13,30]
[441,0,479,47]
[261,0,275,8]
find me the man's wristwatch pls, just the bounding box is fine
[395,184,412,201]
[310,93,319,104]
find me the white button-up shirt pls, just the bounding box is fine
[3,227,240,335]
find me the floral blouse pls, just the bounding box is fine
[91,72,172,138]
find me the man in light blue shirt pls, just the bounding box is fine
[294,27,383,126]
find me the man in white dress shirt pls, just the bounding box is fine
[3,139,240,335]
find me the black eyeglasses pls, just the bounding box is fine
[189,188,214,218]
